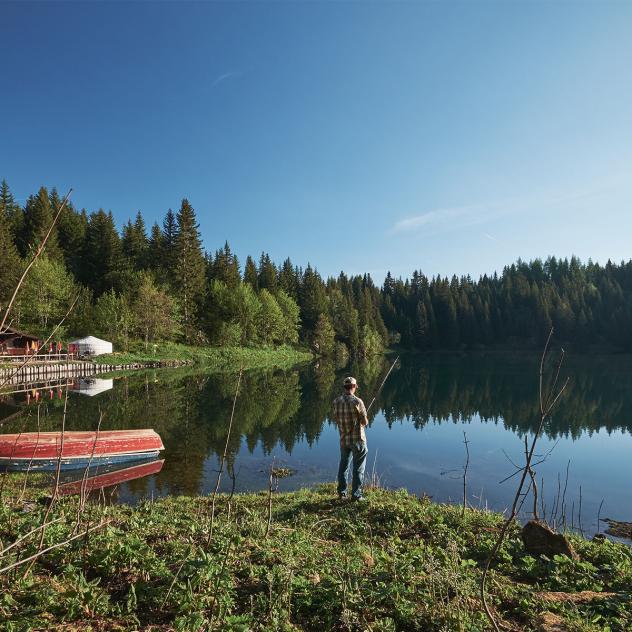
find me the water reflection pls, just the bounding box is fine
[2,353,632,532]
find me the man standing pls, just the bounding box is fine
[332,376,368,501]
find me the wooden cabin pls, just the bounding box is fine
[0,327,41,356]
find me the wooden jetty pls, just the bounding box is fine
[0,359,191,386]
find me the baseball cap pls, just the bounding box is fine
[343,376,357,386]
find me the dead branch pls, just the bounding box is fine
[480,327,569,632]
[0,519,110,576]
[462,431,469,519]
[207,367,242,545]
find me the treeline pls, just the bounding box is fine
[0,182,384,357]
[2,180,632,353]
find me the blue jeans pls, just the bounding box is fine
[337,441,367,498]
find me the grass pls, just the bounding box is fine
[1,480,630,631]
[91,341,313,371]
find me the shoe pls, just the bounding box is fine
[337,492,347,500]
[351,495,366,502]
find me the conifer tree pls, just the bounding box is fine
[147,222,164,272]
[161,208,178,285]
[173,198,206,342]
[57,197,88,280]
[299,264,328,334]
[0,192,21,308]
[258,252,278,293]
[1,179,23,244]
[81,209,123,296]
[243,256,258,289]
[209,242,240,288]
[122,210,149,270]
[20,186,62,261]
[279,257,299,299]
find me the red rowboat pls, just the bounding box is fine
[0,429,164,470]
[57,459,165,496]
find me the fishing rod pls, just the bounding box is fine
[366,355,399,413]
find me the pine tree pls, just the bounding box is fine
[299,264,328,334]
[209,242,240,288]
[0,190,21,308]
[122,211,149,270]
[279,257,299,299]
[161,208,178,285]
[243,256,258,289]
[0,179,23,244]
[258,252,278,293]
[57,198,88,280]
[20,186,62,261]
[81,209,123,296]
[173,199,206,342]
[147,223,164,272]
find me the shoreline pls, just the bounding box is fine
[0,344,314,386]
[1,482,630,630]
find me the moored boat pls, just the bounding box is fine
[0,429,164,470]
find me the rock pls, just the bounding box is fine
[521,520,578,560]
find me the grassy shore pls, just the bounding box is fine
[1,481,630,631]
[92,342,313,371]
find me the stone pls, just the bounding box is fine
[521,520,578,560]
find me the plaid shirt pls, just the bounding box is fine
[332,392,368,447]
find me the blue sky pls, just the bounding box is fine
[2,1,631,281]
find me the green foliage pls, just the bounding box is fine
[257,288,286,345]
[207,280,261,345]
[8,178,632,355]
[15,256,75,331]
[313,313,335,356]
[173,198,206,343]
[19,186,62,261]
[80,209,124,296]
[275,289,301,344]
[359,324,385,357]
[93,289,134,347]
[0,186,21,306]
[2,485,630,631]
[92,341,312,369]
[130,271,180,346]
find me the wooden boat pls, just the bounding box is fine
[0,429,164,470]
[57,459,164,496]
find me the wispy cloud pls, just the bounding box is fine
[389,204,500,235]
[211,71,240,89]
[389,177,629,238]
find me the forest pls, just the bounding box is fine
[2,180,632,355]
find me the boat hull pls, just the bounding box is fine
[0,429,164,471]
[0,451,162,471]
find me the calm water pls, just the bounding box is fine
[3,353,632,536]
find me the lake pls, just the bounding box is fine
[3,352,632,537]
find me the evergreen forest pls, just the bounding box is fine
[2,180,632,355]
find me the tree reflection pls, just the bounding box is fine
[2,353,631,496]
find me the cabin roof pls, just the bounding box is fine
[0,327,40,342]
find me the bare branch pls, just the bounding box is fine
[0,188,72,333]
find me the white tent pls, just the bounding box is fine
[70,335,112,357]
